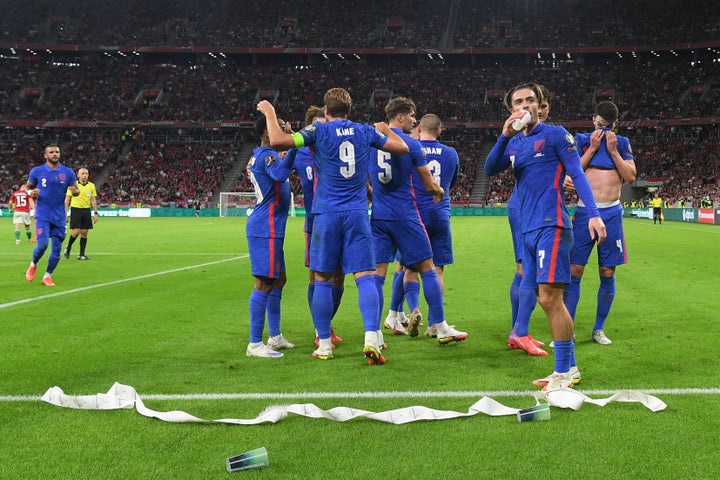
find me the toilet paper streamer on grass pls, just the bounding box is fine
[40,382,666,425]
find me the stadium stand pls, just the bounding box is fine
[1,1,718,206]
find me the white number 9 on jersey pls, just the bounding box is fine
[339,140,356,178]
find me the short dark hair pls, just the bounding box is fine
[503,83,544,112]
[595,101,619,124]
[255,116,267,139]
[384,96,416,121]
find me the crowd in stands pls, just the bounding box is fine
[99,136,234,206]
[2,1,718,49]
[2,60,719,127]
[633,131,720,207]
[1,1,719,208]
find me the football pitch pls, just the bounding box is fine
[1,216,718,479]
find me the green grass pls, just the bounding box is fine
[2,216,719,479]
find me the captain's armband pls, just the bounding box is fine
[291,132,305,149]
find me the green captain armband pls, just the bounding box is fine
[291,132,305,149]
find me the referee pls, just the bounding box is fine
[651,191,663,225]
[64,167,99,260]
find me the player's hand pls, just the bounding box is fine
[256,100,275,116]
[605,130,618,152]
[501,111,529,138]
[432,184,444,203]
[373,121,391,135]
[589,129,604,151]
[563,176,576,193]
[588,217,607,246]
[28,188,40,198]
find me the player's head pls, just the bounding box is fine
[594,101,619,130]
[385,96,417,134]
[503,83,543,113]
[255,116,268,140]
[538,85,553,122]
[418,113,442,138]
[304,105,326,126]
[44,144,61,165]
[324,88,352,118]
[77,168,89,184]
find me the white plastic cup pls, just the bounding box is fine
[227,447,269,472]
[512,111,532,131]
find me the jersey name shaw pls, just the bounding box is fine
[422,146,443,155]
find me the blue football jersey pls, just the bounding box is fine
[369,128,427,221]
[290,147,316,232]
[412,138,459,214]
[245,146,291,239]
[297,119,388,213]
[28,163,76,224]
[575,130,634,169]
[485,123,599,234]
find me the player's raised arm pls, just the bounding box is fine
[374,121,409,155]
[257,100,297,150]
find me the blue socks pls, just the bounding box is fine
[594,275,616,331]
[513,287,537,337]
[404,280,420,312]
[307,282,314,312]
[510,272,522,329]
[390,269,405,312]
[46,237,63,274]
[421,270,444,326]
[249,290,269,343]
[564,276,582,320]
[553,340,573,374]
[266,289,282,337]
[356,275,379,332]
[373,274,385,325]
[311,280,334,339]
[332,285,345,317]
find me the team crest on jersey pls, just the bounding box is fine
[264,155,276,166]
[534,140,545,152]
[565,133,577,152]
[59,174,66,181]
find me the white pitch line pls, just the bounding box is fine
[2,387,719,403]
[0,255,248,310]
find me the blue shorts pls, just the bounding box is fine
[247,236,285,279]
[571,204,627,267]
[310,210,375,274]
[35,219,67,242]
[419,209,454,267]
[372,218,433,267]
[521,226,573,288]
[508,205,523,264]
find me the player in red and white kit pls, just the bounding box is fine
[9,187,35,244]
